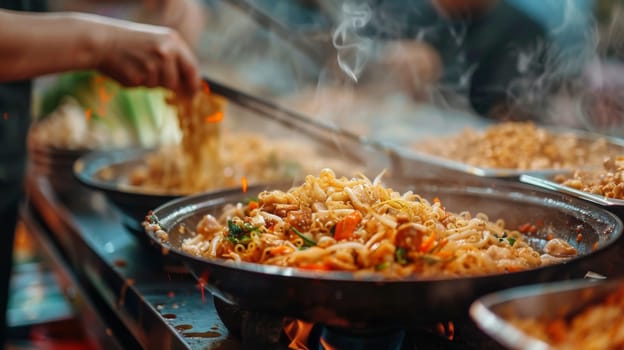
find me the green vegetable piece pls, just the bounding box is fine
[395,247,408,265]
[291,227,317,247]
[375,261,390,271]
[227,219,252,245]
[244,197,259,204]
[507,237,517,246]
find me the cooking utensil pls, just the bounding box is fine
[395,128,624,179]
[73,147,187,232]
[470,278,624,350]
[520,173,624,219]
[203,77,389,155]
[144,176,623,327]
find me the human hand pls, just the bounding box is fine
[90,15,201,97]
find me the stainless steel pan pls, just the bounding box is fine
[470,278,624,350]
[144,177,623,328]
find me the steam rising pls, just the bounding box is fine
[332,3,373,82]
[199,1,624,136]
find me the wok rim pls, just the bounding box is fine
[144,178,624,284]
[404,127,624,178]
[469,278,623,350]
[73,147,213,200]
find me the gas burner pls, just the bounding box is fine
[316,326,405,350]
[213,298,503,349]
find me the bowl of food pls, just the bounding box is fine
[395,121,624,178]
[143,169,622,327]
[470,278,624,350]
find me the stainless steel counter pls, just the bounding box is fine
[23,174,241,350]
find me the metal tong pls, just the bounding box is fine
[202,76,390,155]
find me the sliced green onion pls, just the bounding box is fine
[395,247,408,265]
[291,227,317,247]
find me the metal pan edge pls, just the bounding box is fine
[470,278,624,350]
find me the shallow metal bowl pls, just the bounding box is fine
[394,128,624,179]
[73,148,183,232]
[144,177,623,327]
[470,278,624,350]
[521,173,624,219]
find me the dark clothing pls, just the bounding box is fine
[0,0,46,345]
[362,0,548,117]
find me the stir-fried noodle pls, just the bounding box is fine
[161,169,576,278]
[126,91,357,194]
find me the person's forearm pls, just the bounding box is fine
[0,10,101,82]
[0,9,201,95]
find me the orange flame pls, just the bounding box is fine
[85,108,92,122]
[205,111,224,123]
[435,321,455,341]
[2,112,7,120]
[197,271,209,303]
[241,176,248,193]
[283,319,314,350]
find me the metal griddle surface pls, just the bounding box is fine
[25,174,241,350]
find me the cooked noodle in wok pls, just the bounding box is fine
[171,169,577,278]
[126,90,356,194]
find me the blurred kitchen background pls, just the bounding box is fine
[34,0,624,142]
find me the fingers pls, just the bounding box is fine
[96,25,200,96]
[176,47,201,97]
[160,54,179,94]
[144,31,200,96]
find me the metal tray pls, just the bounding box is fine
[144,177,622,327]
[470,278,624,350]
[520,173,624,217]
[393,127,624,179]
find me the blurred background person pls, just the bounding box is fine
[357,0,595,120]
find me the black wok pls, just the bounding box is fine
[145,177,623,328]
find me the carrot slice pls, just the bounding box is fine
[420,232,437,253]
[334,211,363,241]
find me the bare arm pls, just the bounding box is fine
[49,0,205,49]
[0,9,201,96]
